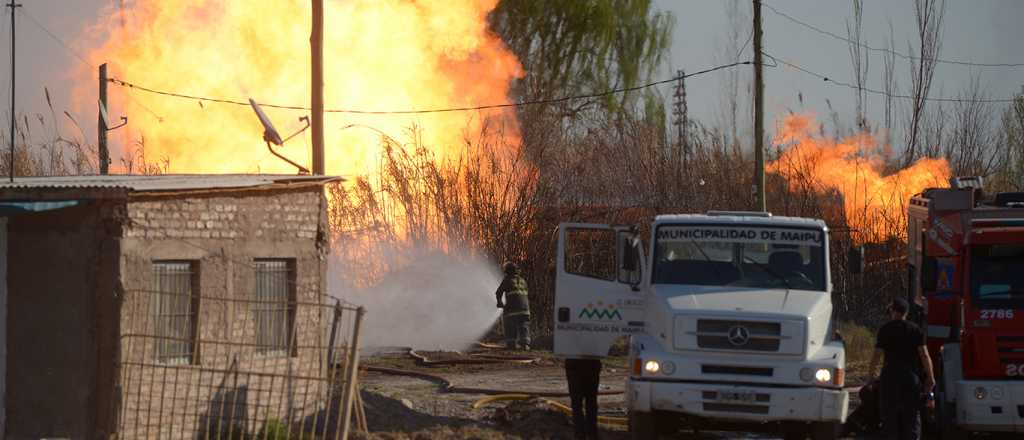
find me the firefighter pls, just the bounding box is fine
[868,297,936,440]
[495,261,530,350]
[564,357,602,440]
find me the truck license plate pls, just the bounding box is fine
[719,391,756,403]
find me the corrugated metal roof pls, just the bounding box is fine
[0,174,341,192]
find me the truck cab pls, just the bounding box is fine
[554,212,847,439]
[907,177,1024,437]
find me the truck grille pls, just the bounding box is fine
[695,319,782,352]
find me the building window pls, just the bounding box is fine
[254,259,296,356]
[151,261,199,364]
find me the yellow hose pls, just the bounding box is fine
[472,394,629,426]
[471,393,534,409]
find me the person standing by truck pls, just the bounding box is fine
[868,297,936,440]
[564,358,602,440]
[495,261,531,350]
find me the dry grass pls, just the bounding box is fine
[839,321,875,383]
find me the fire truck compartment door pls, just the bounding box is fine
[554,223,646,357]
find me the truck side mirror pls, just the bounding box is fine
[921,257,938,291]
[618,229,642,290]
[847,246,865,274]
[622,243,638,271]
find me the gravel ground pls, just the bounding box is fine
[352,349,874,439]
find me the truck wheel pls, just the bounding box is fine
[810,421,840,440]
[629,410,658,440]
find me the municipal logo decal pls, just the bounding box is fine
[578,301,623,321]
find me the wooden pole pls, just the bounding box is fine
[311,0,325,175]
[338,307,364,440]
[753,0,766,212]
[7,2,19,182]
[98,63,109,175]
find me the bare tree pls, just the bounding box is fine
[993,89,1024,191]
[944,76,1003,177]
[882,21,897,151]
[846,0,869,133]
[903,0,946,166]
[919,87,947,160]
[714,0,750,153]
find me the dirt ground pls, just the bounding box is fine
[351,348,869,440]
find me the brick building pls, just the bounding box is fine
[0,174,361,439]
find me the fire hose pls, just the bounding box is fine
[360,345,623,397]
[361,346,629,428]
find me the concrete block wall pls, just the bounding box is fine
[124,188,323,241]
[116,187,341,438]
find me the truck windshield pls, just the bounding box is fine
[970,244,1024,306]
[652,224,827,291]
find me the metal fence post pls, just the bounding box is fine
[337,307,364,440]
[326,300,342,368]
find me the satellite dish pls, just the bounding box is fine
[97,99,128,131]
[249,98,284,146]
[98,99,111,129]
[248,97,312,175]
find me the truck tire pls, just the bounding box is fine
[629,410,658,440]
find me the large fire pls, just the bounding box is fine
[768,114,950,241]
[78,0,522,175]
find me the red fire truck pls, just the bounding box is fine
[907,176,1024,437]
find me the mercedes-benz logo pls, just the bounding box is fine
[727,325,750,346]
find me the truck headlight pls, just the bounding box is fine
[814,368,832,383]
[799,367,814,382]
[644,360,661,374]
[975,387,987,400]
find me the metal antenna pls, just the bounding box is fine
[6,1,19,183]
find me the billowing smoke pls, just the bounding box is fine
[328,248,503,351]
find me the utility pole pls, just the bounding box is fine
[98,63,109,175]
[752,0,766,211]
[310,0,325,175]
[6,2,19,183]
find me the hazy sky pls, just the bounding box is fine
[655,0,1024,144]
[6,0,1024,152]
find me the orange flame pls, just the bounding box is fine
[78,0,522,175]
[767,113,950,241]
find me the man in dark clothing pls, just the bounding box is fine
[565,358,602,440]
[868,297,936,440]
[495,261,531,350]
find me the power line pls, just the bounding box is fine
[762,2,1024,68]
[106,61,753,115]
[19,7,164,122]
[735,26,753,61]
[19,8,93,69]
[763,51,1018,104]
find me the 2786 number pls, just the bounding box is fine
[980,309,1015,319]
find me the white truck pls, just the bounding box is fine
[554,212,849,439]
